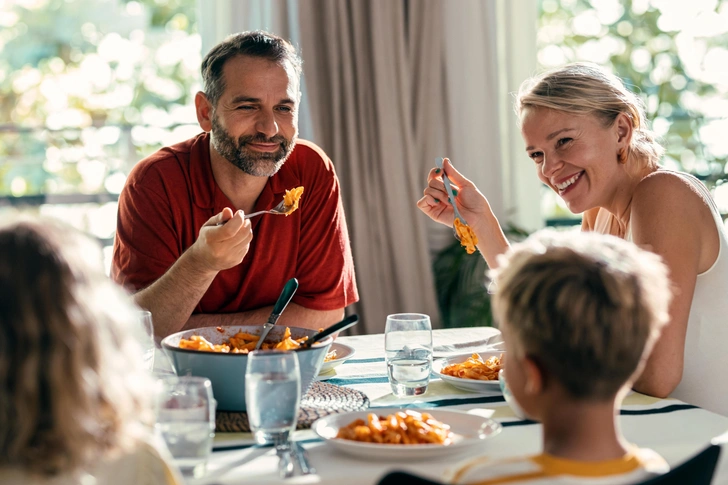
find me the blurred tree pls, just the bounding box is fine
[0,0,200,197]
[539,0,728,220]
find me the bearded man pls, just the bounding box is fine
[112,31,358,337]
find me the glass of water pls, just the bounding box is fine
[155,376,215,478]
[139,310,155,371]
[385,313,433,397]
[245,350,301,446]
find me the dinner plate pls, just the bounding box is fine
[316,369,337,381]
[311,407,501,460]
[318,342,356,374]
[432,351,504,393]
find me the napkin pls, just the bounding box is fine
[433,332,505,358]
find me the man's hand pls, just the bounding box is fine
[189,207,253,272]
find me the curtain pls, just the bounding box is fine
[198,0,538,334]
[297,0,441,334]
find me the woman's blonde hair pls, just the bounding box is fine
[0,217,154,476]
[516,62,665,169]
[491,230,671,400]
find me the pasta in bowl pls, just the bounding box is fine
[433,351,505,393]
[162,325,332,412]
[312,407,501,460]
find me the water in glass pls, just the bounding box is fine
[245,351,301,446]
[156,421,214,470]
[386,345,433,396]
[385,313,433,397]
[155,376,215,478]
[246,372,300,444]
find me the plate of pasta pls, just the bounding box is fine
[311,407,501,460]
[319,342,356,374]
[433,351,505,393]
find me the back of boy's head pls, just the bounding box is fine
[491,230,671,400]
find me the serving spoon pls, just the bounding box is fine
[255,278,299,350]
[298,314,359,350]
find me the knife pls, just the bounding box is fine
[255,278,299,350]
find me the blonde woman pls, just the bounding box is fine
[0,218,182,484]
[418,62,728,416]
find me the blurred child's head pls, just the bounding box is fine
[0,217,154,476]
[490,230,671,418]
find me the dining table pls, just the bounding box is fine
[172,326,728,485]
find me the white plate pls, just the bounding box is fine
[316,369,337,381]
[319,342,356,374]
[311,407,501,460]
[432,351,504,393]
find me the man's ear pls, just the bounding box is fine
[195,91,213,133]
[523,355,544,396]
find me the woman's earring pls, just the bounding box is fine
[618,149,628,164]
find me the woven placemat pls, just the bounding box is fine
[215,381,370,432]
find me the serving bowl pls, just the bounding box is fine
[161,325,333,412]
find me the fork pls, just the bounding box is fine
[435,157,467,241]
[275,438,295,479]
[216,198,293,226]
[293,440,316,475]
[243,198,293,219]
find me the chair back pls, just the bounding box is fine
[377,471,444,485]
[635,444,721,485]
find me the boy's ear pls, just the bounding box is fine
[195,91,213,133]
[523,356,544,396]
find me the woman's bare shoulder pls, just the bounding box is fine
[633,170,708,212]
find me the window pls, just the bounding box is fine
[0,0,200,269]
[538,0,728,225]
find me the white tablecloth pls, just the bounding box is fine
[184,327,728,485]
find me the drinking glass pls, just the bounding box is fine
[385,313,433,397]
[139,310,155,371]
[245,350,301,446]
[155,376,216,478]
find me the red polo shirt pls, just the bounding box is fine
[112,133,358,314]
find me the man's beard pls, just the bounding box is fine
[210,115,296,177]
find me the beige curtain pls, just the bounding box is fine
[297,0,444,333]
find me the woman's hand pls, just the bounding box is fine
[417,158,510,268]
[417,158,492,228]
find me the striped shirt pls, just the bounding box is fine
[446,448,668,484]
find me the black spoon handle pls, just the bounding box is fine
[301,314,359,348]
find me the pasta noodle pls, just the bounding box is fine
[336,410,454,445]
[453,218,478,254]
[178,327,306,353]
[441,353,502,381]
[283,186,304,215]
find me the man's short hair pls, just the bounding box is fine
[201,30,302,107]
[490,230,672,400]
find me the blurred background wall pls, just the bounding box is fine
[1,0,726,333]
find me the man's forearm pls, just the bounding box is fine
[134,249,218,337]
[184,303,345,333]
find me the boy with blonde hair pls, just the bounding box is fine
[449,230,672,484]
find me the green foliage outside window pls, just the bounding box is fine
[539,0,728,220]
[0,0,200,198]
